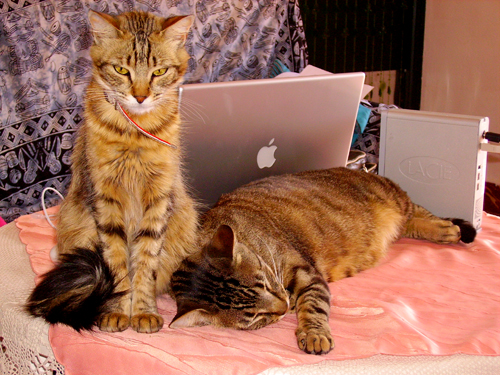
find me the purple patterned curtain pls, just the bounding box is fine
[0,0,309,222]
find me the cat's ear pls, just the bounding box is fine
[88,10,123,43]
[169,304,212,328]
[205,224,235,261]
[160,15,194,47]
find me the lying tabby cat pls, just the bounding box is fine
[170,167,476,354]
[26,10,198,333]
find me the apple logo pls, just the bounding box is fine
[257,138,277,169]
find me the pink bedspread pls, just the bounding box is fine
[17,208,500,375]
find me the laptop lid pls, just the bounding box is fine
[179,72,365,208]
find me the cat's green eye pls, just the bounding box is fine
[152,68,168,77]
[114,66,129,75]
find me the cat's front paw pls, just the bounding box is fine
[131,313,164,333]
[98,312,130,332]
[296,327,334,355]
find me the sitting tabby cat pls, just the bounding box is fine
[170,167,476,354]
[26,10,198,334]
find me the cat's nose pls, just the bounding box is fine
[277,300,289,316]
[271,297,289,317]
[135,96,147,104]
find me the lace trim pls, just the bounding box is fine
[0,222,64,375]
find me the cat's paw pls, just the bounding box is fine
[296,327,334,355]
[98,312,130,332]
[131,313,164,333]
[433,220,461,244]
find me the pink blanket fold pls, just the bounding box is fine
[17,209,500,375]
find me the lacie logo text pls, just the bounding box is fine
[399,157,460,184]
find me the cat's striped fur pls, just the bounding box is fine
[170,167,476,354]
[26,10,198,333]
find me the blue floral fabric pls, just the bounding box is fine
[0,0,308,222]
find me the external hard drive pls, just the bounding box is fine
[379,109,489,230]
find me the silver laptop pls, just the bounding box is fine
[179,72,365,208]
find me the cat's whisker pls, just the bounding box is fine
[266,244,283,286]
[257,236,278,275]
[249,313,262,325]
[85,87,119,103]
[178,97,209,125]
[158,94,182,109]
[278,260,285,286]
[257,237,287,298]
[89,28,111,36]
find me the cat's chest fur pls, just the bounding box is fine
[85,106,179,182]
[96,141,172,183]
[81,115,179,235]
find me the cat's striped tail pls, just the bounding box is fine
[25,247,125,331]
[449,218,477,243]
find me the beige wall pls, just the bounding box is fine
[421,0,500,184]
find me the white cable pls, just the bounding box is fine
[41,187,64,229]
[481,142,500,154]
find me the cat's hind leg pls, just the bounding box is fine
[404,204,475,244]
[56,195,100,255]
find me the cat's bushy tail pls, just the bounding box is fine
[25,247,125,331]
[450,218,477,243]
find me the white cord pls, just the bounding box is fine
[41,187,64,229]
[481,142,500,154]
